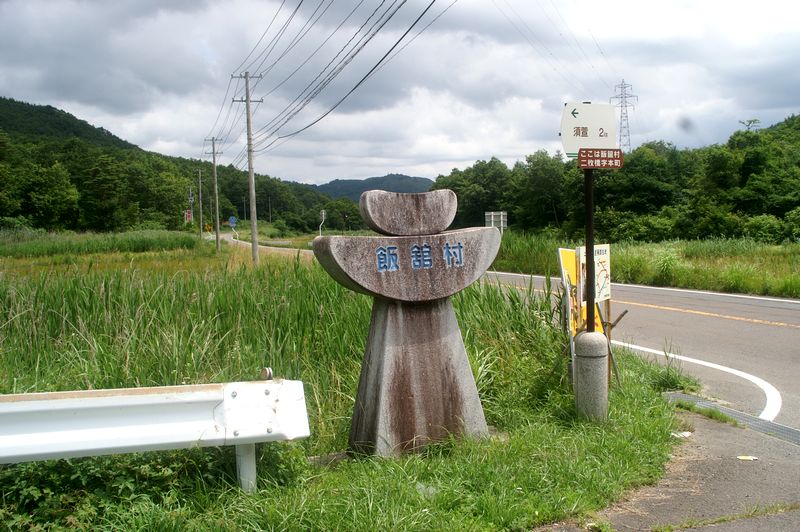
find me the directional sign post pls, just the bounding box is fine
[560,103,618,159]
[561,103,620,332]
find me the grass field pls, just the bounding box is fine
[0,231,691,529]
[493,231,800,298]
[234,223,800,298]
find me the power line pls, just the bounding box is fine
[233,0,288,74]
[249,0,404,149]
[372,0,459,76]
[545,0,611,91]
[243,0,307,77]
[262,0,367,99]
[493,0,591,96]
[254,0,333,80]
[273,0,439,144]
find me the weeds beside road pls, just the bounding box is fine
[0,232,692,529]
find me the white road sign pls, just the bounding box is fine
[560,103,618,158]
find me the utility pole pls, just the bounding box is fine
[610,80,638,153]
[233,71,264,265]
[205,137,223,251]
[197,170,203,238]
[187,186,194,225]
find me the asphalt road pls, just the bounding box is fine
[484,271,800,430]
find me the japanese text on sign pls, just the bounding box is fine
[376,242,465,272]
[578,148,624,170]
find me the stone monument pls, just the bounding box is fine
[313,189,501,456]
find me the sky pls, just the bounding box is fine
[1,0,798,185]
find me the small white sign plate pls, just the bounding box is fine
[560,103,618,158]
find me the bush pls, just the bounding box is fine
[0,216,31,230]
[743,214,785,244]
[784,207,800,242]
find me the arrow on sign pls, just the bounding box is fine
[571,108,579,118]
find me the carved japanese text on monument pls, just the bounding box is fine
[375,241,466,273]
[313,189,500,456]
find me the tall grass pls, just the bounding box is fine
[0,241,686,529]
[492,230,578,277]
[0,229,199,258]
[613,238,800,297]
[492,231,800,298]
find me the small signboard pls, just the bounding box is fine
[228,216,237,228]
[559,248,604,344]
[484,211,507,234]
[578,148,624,169]
[560,103,617,158]
[577,244,611,303]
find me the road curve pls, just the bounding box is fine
[485,271,800,430]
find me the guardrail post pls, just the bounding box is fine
[236,443,257,492]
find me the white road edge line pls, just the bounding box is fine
[610,340,782,421]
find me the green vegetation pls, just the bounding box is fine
[493,231,800,297]
[0,229,198,258]
[315,173,433,202]
[0,97,342,234]
[673,400,739,426]
[4,97,799,247]
[433,116,800,243]
[0,233,693,529]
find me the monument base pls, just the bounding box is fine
[349,298,488,456]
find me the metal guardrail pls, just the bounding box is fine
[0,379,310,492]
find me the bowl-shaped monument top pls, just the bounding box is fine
[313,227,500,302]
[360,189,457,236]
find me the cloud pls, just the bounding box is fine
[1,0,799,184]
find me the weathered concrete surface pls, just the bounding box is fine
[312,227,501,302]
[573,331,608,421]
[349,298,488,456]
[360,189,457,236]
[314,188,497,457]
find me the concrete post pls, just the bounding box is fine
[574,331,608,421]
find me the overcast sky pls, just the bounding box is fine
[1,0,798,184]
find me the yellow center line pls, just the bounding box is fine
[615,299,800,329]
[485,280,799,330]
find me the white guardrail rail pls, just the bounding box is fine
[0,379,310,492]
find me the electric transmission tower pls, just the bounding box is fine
[610,79,637,152]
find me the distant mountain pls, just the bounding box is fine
[0,97,136,150]
[316,173,433,202]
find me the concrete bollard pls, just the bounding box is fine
[574,331,608,421]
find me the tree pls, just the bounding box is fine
[79,155,131,231]
[16,162,79,229]
[738,118,761,131]
[432,158,511,227]
[508,150,566,229]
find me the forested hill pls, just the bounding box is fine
[0,97,136,150]
[0,97,351,233]
[316,174,433,202]
[431,113,800,243]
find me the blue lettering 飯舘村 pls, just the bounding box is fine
[443,242,464,268]
[410,244,433,269]
[376,246,399,272]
